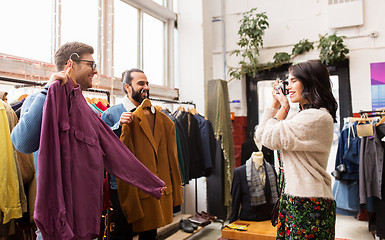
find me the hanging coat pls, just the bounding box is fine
[117,99,183,232]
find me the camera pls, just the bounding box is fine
[275,81,289,95]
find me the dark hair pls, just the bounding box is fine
[121,68,144,93]
[54,42,94,71]
[288,60,338,123]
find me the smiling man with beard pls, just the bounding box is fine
[101,68,151,240]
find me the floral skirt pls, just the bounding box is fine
[276,194,336,240]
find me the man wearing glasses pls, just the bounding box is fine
[11,41,99,239]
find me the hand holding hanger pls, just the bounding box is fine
[47,71,71,87]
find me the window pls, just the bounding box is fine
[113,0,138,76]
[0,0,51,62]
[61,0,99,62]
[143,13,165,85]
[153,0,164,7]
[0,0,177,99]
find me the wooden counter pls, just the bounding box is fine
[221,220,276,240]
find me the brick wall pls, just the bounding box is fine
[232,116,248,168]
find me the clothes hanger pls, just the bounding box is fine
[189,108,198,115]
[67,53,79,87]
[141,98,155,114]
[92,97,99,104]
[100,98,109,107]
[376,111,385,126]
[17,94,28,102]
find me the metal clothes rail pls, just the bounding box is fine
[0,76,111,102]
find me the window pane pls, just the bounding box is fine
[143,13,164,86]
[0,0,51,62]
[174,27,179,88]
[113,0,138,77]
[173,0,178,12]
[153,0,164,6]
[61,0,99,62]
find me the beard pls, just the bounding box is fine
[131,88,150,103]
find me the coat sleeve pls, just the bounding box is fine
[229,169,241,223]
[359,137,367,204]
[11,88,48,154]
[101,109,122,137]
[335,128,347,171]
[99,119,165,199]
[167,123,183,206]
[34,86,74,240]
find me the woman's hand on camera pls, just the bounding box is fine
[271,81,283,109]
[274,87,289,107]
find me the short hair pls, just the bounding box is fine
[121,68,144,93]
[54,42,94,71]
[288,60,338,122]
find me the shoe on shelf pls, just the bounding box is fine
[179,218,194,233]
[199,211,217,221]
[190,221,198,230]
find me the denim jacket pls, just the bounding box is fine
[335,122,361,180]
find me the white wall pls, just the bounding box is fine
[208,0,385,115]
[176,0,208,214]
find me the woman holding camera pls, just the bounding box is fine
[255,60,337,239]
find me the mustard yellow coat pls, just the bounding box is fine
[117,100,183,232]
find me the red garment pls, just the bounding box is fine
[96,101,108,111]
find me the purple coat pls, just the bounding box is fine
[34,81,165,240]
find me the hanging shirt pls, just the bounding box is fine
[34,81,165,240]
[0,100,22,224]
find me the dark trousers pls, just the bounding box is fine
[110,189,133,240]
[110,189,157,240]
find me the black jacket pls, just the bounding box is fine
[229,163,276,223]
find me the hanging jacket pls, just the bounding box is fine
[34,81,165,240]
[0,100,22,224]
[335,122,361,180]
[360,124,385,204]
[118,99,183,232]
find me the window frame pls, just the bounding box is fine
[0,0,178,102]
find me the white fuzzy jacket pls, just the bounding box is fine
[255,107,334,199]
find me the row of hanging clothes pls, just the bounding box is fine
[0,96,36,240]
[150,100,216,185]
[0,80,46,240]
[333,109,385,239]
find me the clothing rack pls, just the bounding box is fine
[359,110,385,114]
[149,97,200,213]
[358,110,385,118]
[149,97,196,109]
[0,76,111,102]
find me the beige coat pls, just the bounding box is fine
[117,99,183,232]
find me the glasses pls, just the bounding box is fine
[74,59,97,71]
